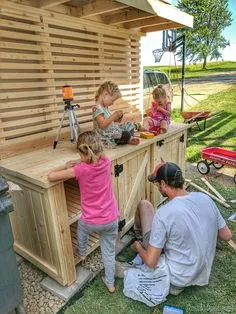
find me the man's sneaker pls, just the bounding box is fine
[115,261,137,278]
[169,285,184,296]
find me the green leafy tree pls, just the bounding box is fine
[177,0,232,69]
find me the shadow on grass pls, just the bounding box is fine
[188,112,234,139]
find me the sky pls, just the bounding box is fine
[141,0,236,66]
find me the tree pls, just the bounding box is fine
[176,0,232,69]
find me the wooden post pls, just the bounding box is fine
[228,240,236,251]
[200,177,226,202]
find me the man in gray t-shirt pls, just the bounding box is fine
[129,162,232,293]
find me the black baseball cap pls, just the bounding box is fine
[148,162,184,184]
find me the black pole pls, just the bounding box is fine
[181,33,186,112]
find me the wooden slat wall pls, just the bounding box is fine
[0,1,141,158]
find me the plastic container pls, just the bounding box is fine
[0,176,25,314]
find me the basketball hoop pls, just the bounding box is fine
[152,48,164,63]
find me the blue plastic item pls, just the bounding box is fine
[163,305,184,314]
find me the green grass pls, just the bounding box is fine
[144,61,236,80]
[172,85,236,163]
[60,183,236,314]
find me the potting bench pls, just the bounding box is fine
[0,0,192,286]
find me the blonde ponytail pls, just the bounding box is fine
[77,131,104,163]
[78,144,98,163]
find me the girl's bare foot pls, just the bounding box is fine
[128,137,140,145]
[160,128,167,134]
[102,276,115,293]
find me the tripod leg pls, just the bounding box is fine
[68,110,79,144]
[53,110,67,149]
[68,110,76,143]
[71,110,79,142]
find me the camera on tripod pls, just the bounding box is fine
[53,86,80,149]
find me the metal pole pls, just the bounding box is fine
[181,33,186,112]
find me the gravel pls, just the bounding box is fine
[19,261,65,313]
[18,247,105,313]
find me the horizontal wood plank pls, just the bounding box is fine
[0,1,141,158]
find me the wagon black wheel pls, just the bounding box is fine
[197,160,210,175]
[213,162,224,169]
[234,174,236,184]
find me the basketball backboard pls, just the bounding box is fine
[162,29,177,51]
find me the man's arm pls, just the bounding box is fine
[218,225,233,241]
[131,241,162,269]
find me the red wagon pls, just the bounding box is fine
[197,147,236,183]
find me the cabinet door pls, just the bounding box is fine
[114,147,151,232]
[150,131,187,207]
[8,177,76,286]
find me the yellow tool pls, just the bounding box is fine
[140,132,154,139]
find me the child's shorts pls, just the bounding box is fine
[144,117,170,134]
[152,118,170,127]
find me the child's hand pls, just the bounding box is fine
[112,110,123,122]
[117,113,123,122]
[131,241,142,252]
[156,105,164,112]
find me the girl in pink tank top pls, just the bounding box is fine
[48,131,119,293]
[142,85,171,134]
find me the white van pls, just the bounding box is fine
[143,70,173,112]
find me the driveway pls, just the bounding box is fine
[172,71,236,110]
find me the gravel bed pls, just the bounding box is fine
[81,248,104,273]
[18,247,106,313]
[19,261,65,314]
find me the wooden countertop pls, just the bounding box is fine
[0,123,189,188]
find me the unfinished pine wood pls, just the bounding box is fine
[116,147,151,226]
[70,223,100,264]
[150,129,187,207]
[0,123,189,285]
[64,179,82,225]
[8,180,70,284]
[0,1,141,158]
[45,182,77,285]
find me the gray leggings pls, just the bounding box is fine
[77,219,118,287]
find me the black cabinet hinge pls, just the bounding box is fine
[114,164,123,177]
[156,139,164,147]
[179,134,185,143]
